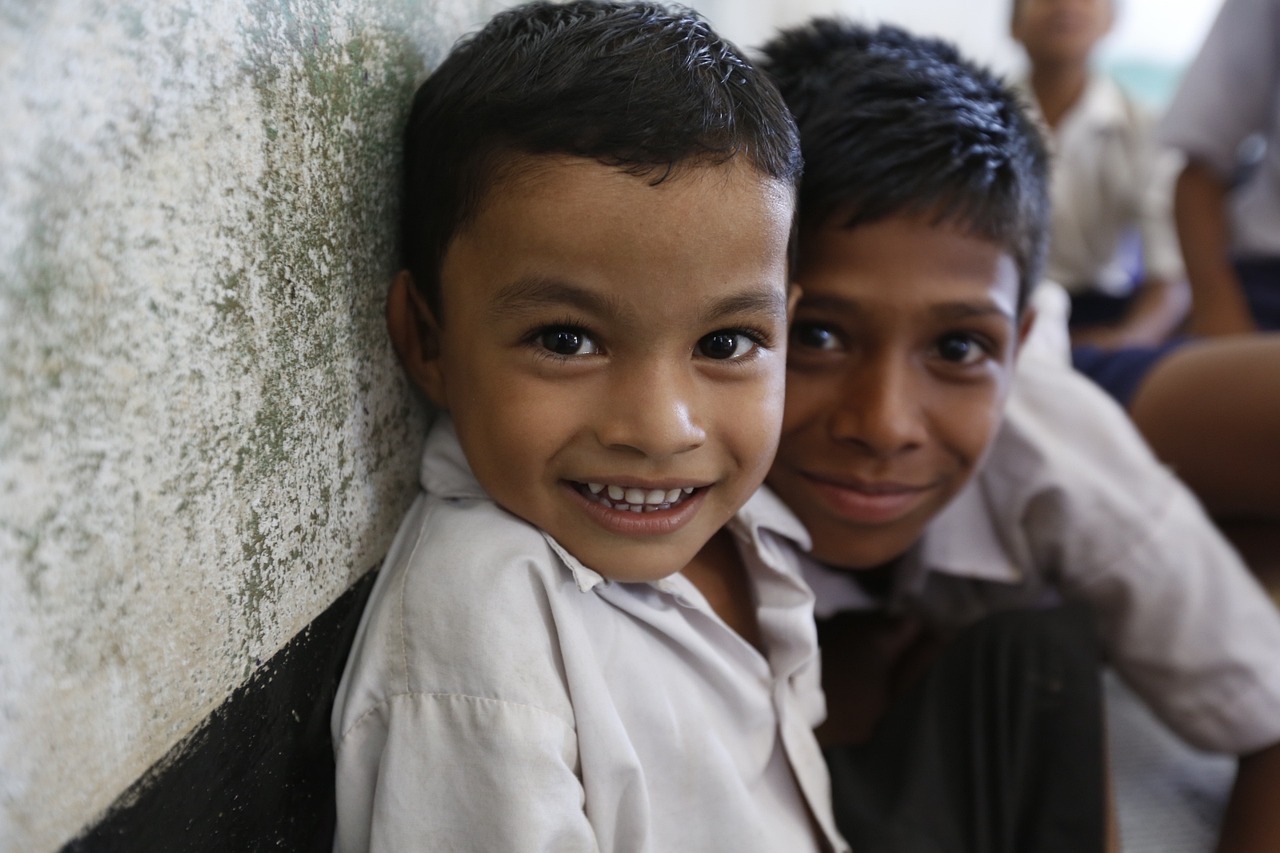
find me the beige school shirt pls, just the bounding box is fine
[332,417,848,853]
[1023,74,1184,297]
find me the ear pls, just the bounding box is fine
[1013,302,1039,361]
[386,270,449,408]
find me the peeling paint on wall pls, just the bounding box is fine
[0,1,507,850]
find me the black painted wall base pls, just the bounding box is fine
[64,570,378,853]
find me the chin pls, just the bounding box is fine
[810,532,915,572]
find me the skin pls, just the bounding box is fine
[1216,744,1280,853]
[1013,0,1114,114]
[388,154,796,638]
[766,214,1031,572]
[1174,159,1259,337]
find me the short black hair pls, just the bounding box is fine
[758,20,1049,311]
[401,0,802,316]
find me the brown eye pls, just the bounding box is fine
[697,331,755,360]
[537,327,598,356]
[936,333,984,365]
[790,322,839,351]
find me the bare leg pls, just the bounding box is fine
[1129,335,1280,522]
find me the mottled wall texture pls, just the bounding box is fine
[0,1,503,849]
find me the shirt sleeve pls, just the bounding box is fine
[1005,358,1280,755]
[334,691,599,853]
[1068,487,1280,755]
[1133,106,1185,281]
[1159,0,1280,176]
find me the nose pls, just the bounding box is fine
[594,360,706,458]
[827,355,926,456]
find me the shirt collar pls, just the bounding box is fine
[912,468,1024,586]
[418,416,811,593]
[418,415,490,500]
[729,484,812,552]
[1075,73,1129,131]
[1017,72,1129,137]
[1051,72,1130,136]
[418,417,606,591]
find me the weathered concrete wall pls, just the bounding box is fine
[0,1,504,849]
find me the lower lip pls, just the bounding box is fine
[805,476,927,525]
[565,483,708,537]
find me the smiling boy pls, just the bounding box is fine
[770,216,1028,571]
[330,3,847,852]
[760,19,1280,851]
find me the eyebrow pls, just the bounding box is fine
[490,275,788,323]
[489,276,620,319]
[700,289,789,324]
[928,302,1016,323]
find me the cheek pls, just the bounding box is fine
[937,390,1006,468]
[778,372,832,437]
[720,367,788,469]
[745,385,786,452]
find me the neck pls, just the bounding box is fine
[682,529,764,652]
[1029,60,1090,130]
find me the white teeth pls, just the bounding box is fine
[580,481,699,512]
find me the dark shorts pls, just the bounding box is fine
[1071,340,1188,408]
[1067,290,1190,408]
[1068,259,1280,406]
[823,605,1107,853]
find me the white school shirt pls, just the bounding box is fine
[1159,0,1280,258]
[1024,74,1183,296]
[332,418,848,853]
[804,295,1280,755]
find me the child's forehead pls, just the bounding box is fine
[802,211,1013,266]
[796,214,1020,317]
[439,153,795,321]
[453,153,795,267]
[483,151,792,211]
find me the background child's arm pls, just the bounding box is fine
[1215,741,1280,852]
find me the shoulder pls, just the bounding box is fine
[980,353,1182,555]
[335,494,582,735]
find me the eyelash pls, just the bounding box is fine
[789,323,998,363]
[522,321,774,363]
[701,326,773,363]
[523,318,598,362]
[934,331,997,366]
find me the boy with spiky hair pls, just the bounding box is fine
[331,3,849,851]
[760,18,1280,852]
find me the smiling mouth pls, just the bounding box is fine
[573,481,698,513]
[800,471,934,524]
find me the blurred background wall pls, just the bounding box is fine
[0,0,1224,850]
[696,0,1223,108]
